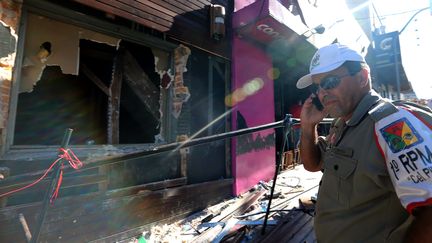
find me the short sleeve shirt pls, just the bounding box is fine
[314,91,429,243]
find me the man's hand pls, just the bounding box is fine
[300,94,327,128]
[299,94,327,172]
[405,206,432,242]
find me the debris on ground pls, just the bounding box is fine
[127,166,322,243]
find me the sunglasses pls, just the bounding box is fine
[310,73,352,94]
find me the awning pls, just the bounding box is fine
[233,0,318,77]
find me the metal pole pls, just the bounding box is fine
[261,114,294,234]
[394,6,428,100]
[0,119,335,189]
[72,120,289,171]
[0,121,289,189]
[393,33,401,100]
[31,129,73,243]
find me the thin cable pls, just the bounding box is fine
[399,7,429,35]
[347,7,429,23]
[371,2,384,27]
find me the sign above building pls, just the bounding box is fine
[233,0,312,46]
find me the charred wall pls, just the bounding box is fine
[0,0,231,208]
[70,0,232,58]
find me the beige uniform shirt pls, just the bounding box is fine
[315,91,412,243]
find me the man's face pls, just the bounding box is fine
[311,66,362,119]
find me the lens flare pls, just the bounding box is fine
[232,88,247,103]
[243,78,264,95]
[225,94,233,107]
[225,78,265,107]
[266,68,280,79]
[286,58,296,68]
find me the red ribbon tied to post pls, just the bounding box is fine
[0,148,83,203]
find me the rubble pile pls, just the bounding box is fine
[128,166,322,243]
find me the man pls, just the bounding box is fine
[297,43,432,242]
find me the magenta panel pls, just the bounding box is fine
[234,0,257,11]
[233,0,300,45]
[231,36,276,195]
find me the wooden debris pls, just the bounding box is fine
[18,213,32,242]
[219,225,247,243]
[0,179,232,242]
[148,224,182,243]
[199,220,277,228]
[191,189,266,242]
[212,218,239,243]
[257,210,316,243]
[134,166,321,243]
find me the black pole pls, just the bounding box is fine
[31,129,73,243]
[0,120,290,189]
[261,114,294,234]
[393,33,401,100]
[0,118,333,189]
[71,120,288,171]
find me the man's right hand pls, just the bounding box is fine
[300,94,327,128]
[299,94,326,172]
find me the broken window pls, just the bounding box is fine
[14,13,169,145]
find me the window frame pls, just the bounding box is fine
[4,0,177,158]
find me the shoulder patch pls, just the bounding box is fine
[379,117,423,153]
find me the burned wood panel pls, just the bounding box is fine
[72,0,231,58]
[80,64,110,96]
[0,174,108,198]
[122,49,160,122]
[108,49,123,144]
[0,177,186,208]
[73,0,169,31]
[0,179,232,242]
[73,0,211,31]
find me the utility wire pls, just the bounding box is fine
[347,7,429,23]
[371,3,384,27]
[400,7,429,35]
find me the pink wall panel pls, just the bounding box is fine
[234,0,257,11]
[231,36,276,195]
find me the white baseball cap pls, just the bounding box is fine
[296,43,365,89]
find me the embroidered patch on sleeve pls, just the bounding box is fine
[380,118,423,153]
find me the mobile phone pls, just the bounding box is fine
[312,96,323,111]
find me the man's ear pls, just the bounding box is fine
[358,68,369,87]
